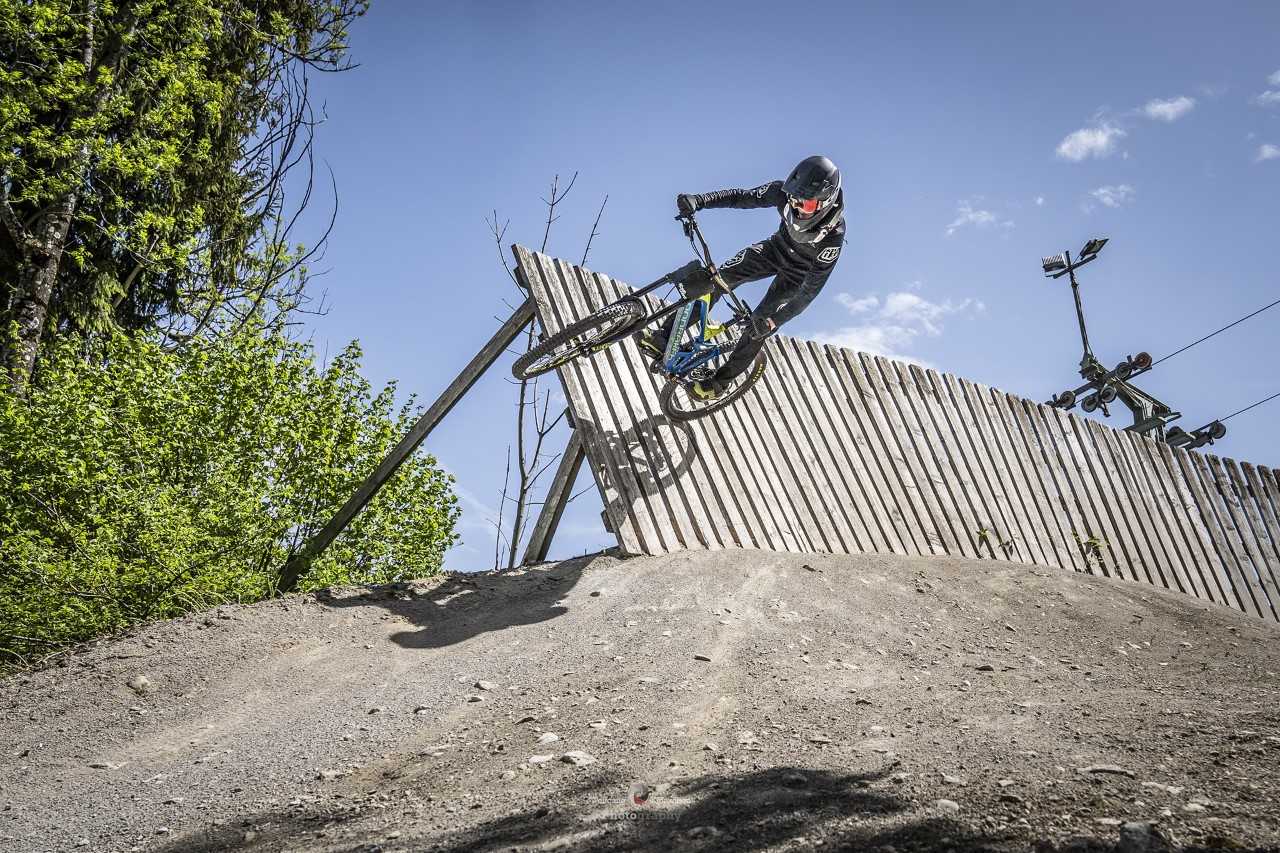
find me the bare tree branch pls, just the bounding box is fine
[581,194,608,266]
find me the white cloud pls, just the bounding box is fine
[1269,70,1280,86]
[1254,90,1280,107]
[1088,184,1136,209]
[945,199,1014,236]
[814,289,980,365]
[834,293,879,314]
[1257,144,1280,163]
[1056,123,1127,161]
[1142,96,1196,121]
[1035,196,1045,206]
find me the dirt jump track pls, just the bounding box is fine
[5,549,1280,852]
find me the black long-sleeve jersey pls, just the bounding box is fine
[693,180,845,326]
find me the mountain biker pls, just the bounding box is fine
[637,155,846,400]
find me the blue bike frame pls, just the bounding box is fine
[660,294,744,378]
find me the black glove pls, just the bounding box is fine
[747,314,776,341]
[676,193,701,216]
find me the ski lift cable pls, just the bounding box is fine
[1219,390,1280,423]
[1152,295,1280,367]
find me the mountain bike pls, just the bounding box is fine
[511,213,769,423]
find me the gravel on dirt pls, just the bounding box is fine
[4,549,1280,852]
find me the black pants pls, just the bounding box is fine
[661,242,803,381]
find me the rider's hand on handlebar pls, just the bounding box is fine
[748,315,776,341]
[676,194,701,216]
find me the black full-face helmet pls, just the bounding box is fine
[782,155,842,238]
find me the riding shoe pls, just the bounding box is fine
[692,378,726,401]
[636,329,669,359]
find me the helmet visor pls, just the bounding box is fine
[788,195,820,218]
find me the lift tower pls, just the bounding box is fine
[1038,238,1222,447]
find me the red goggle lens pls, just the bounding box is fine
[789,196,820,215]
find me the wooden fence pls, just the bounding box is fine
[514,246,1280,622]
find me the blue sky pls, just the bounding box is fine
[294,1,1280,569]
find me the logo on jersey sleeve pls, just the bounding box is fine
[817,246,841,264]
[752,184,771,199]
[723,248,747,268]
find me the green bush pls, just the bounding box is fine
[0,329,459,666]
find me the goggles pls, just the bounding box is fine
[788,195,821,216]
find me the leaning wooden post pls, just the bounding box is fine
[278,299,536,592]
[521,429,588,565]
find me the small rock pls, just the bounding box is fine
[464,694,485,703]
[1181,802,1206,813]
[703,742,718,752]
[536,732,560,744]
[413,705,430,715]
[1118,821,1172,853]
[367,706,386,715]
[933,799,961,815]
[528,754,554,764]
[976,663,995,672]
[998,778,1016,787]
[693,653,712,662]
[87,761,119,770]
[941,774,965,786]
[588,720,607,730]
[1000,793,1024,804]
[162,797,184,805]
[809,733,832,744]
[516,715,537,724]
[1096,817,1122,826]
[500,770,517,781]
[318,770,343,781]
[475,680,499,691]
[561,750,596,766]
[155,827,169,835]
[1079,764,1135,778]
[127,675,155,696]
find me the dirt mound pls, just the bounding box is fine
[4,550,1280,852]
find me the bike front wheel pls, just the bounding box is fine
[512,299,647,380]
[658,348,769,422]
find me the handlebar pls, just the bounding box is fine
[674,213,754,320]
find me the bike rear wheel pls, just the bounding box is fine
[658,348,768,422]
[512,299,647,380]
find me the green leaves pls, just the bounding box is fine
[0,326,459,666]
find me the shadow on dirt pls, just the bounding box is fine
[147,765,1123,853]
[311,553,597,651]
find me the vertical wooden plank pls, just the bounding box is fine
[1098,425,1197,596]
[894,362,984,557]
[1194,452,1267,617]
[627,288,806,553]
[916,366,1017,560]
[953,377,1058,568]
[1171,447,1254,615]
[1123,432,1209,600]
[1039,405,1138,580]
[821,345,923,554]
[582,268,757,552]
[563,262,715,550]
[1069,416,1157,586]
[515,247,647,553]
[1152,439,1236,607]
[1225,460,1280,620]
[531,251,672,552]
[849,351,950,554]
[751,346,848,553]
[1208,456,1277,620]
[1004,393,1096,574]
[1244,463,1280,584]
[872,356,971,555]
[777,339,883,551]
[803,340,909,553]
